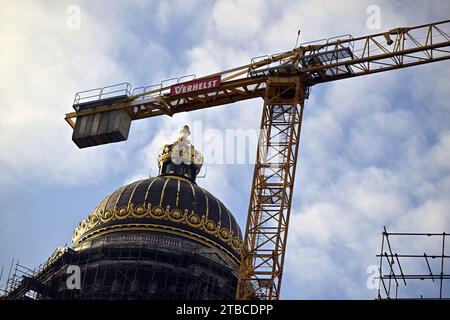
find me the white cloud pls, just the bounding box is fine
[0,1,181,188]
[0,2,131,187]
[211,0,270,43]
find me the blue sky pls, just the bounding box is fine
[0,0,449,299]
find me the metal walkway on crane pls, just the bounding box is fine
[249,46,354,81]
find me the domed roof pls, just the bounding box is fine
[72,176,243,262]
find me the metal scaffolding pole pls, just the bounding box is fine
[377,227,449,300]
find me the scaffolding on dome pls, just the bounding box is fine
[0,235,238,300]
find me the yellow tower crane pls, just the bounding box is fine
[65,20,450,300]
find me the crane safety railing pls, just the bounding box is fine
[132,84,162,100]
[132,74,196,100]
[73,74,198,112]
[73,82,132,111]
[299,34,354,52]
[248,34,355,78]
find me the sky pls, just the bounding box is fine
[0,0,449,299]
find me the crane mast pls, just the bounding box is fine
[236,77,307,299]
[64,20,450,300]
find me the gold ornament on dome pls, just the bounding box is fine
[157,125,203,174]
[72,202,242,256]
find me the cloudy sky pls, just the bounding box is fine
[0,0,449,299]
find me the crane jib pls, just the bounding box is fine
[170,75,221,96]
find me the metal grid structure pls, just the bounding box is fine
[236,76,306,300]
[0,234,239,300]
[377,227,449,300]
[0,259,43,300]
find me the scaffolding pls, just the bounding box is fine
[0,248,80,300]
[0,233,239,300]
[0,259,42,300]
[377,227,449,300]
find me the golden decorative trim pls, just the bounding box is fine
[175,179,180,207]
[113,185,128,210]
[72,203,242,255]
[187,178,196,207]
[161,174,195,184]
[215,196,222,224]
[159,177,171,207]
[200,187,209,219]
[101,188,116,210]
[157,142,203,170]
[226,207,232,235]
[74,224,240,266]
[214,195,233,238]
[157,152,173,165]
[128,180,145,208]
[143,176,160,205]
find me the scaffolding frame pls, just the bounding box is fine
[1,234,239,300]
[377,227,449,300]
